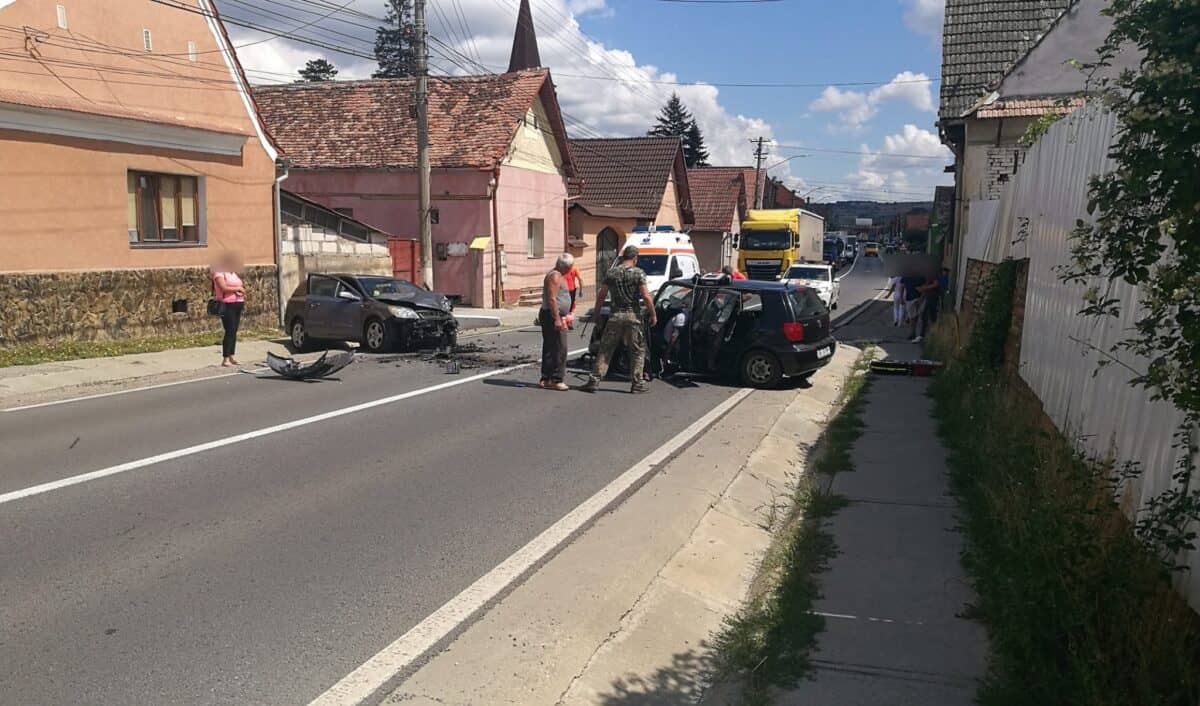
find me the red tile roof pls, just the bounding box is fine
[569,136,693,223]
[253,70,571,172]
[973,96,1084,119]
[687,167,747,231]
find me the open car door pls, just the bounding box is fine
[689,288,741,374]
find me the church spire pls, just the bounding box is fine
[507,0,542,72]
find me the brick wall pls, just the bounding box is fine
[986,146,1026,200]
[959,257,1030,375]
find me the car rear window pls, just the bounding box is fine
[788,288,827,318]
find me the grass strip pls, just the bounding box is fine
[711,349,874,705]
[926,326,1200,706]
[0,328,283,367]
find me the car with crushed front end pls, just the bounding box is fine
[285,273,458,353]
[586,274,836,388]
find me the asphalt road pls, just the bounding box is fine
[0,258,887,706]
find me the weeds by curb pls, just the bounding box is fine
[710,348,875,705]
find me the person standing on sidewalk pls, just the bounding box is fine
[581,245,657,394]
[211,252,246,368]
[538,255,574,391]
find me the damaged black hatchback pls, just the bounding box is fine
[285,274,458,353]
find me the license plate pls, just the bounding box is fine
[816,346,832,359]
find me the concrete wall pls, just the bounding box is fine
[278,224,392,303]
[690,230,732,273]
[501,98,564,175]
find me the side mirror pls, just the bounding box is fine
[337,290,362,302]
[835,277,842,283]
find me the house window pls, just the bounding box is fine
[142,29,153,52]
[127,171,202,245]
[56,4,67,29]
[527,218,544,258]
[187,41,197,62]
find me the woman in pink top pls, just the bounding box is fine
[212,252,247,367]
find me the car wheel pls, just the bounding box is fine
[362,318,391,354]
[290,317,312,352]
[741,350,783,389]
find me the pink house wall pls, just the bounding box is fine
[284,164,567,306]
[494,165,569,301]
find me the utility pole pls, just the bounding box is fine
[415,0,433,289]
[751,137,767,210]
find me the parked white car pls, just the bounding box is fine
[783,263,840,310]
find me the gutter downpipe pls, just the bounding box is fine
[491,167,502,308]
[274,158,290,328]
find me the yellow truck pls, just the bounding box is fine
[736,209,826,280]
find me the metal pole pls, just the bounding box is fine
[415,0,433,289]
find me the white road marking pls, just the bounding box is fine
[1,371,249,412]
[2,327,532,413]
[812,610,925,626]
[0,349,588,507]
[307,387,756,706]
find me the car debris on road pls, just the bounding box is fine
[264,350,354,380]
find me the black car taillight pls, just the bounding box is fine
[783,322,805,342]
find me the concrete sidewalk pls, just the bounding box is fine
[777,311,987,704]
[0,307,536,408]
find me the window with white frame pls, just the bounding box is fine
[187,41,197,62]
[527,218,544,258]
[127,171,202,245]
[142,29,152,52]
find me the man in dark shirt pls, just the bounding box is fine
[581,245,658,394]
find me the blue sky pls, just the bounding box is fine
[225,0,952,202]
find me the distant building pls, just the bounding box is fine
[687,167,748,272]
[567,137,693,287]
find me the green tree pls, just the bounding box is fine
[373,0,416,79]
[649,93,709,168]
[686,120,709,167]
[298,58,338,82]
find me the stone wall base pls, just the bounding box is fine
[0,266,279,346]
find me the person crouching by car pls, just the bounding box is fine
[722,264,747,281]
[581,245,658,394]
[538,254,575,391]
[211,252,246,368]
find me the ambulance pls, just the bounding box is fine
[620,226,701,295]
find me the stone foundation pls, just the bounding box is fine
[0,265,279,345]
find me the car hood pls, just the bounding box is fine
[790,278,831,288]
[373,290,450,311]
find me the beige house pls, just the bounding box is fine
[0,0,280,344]
[566,137,694,289]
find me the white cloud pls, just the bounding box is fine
[902,0,945,43]
[808,72,935,133]
[219,0,770,167]
[840,125,952,200]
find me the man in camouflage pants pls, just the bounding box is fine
[581,245,658,394]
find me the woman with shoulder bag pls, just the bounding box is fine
[211,252,246,367]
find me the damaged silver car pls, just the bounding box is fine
[285,274,458,353]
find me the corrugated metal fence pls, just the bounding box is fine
[978,104,1200,608]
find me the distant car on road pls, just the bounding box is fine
[863,243,881,257]
[586,275,837,388]
[782,263,840,310]
[285,273,458,353]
